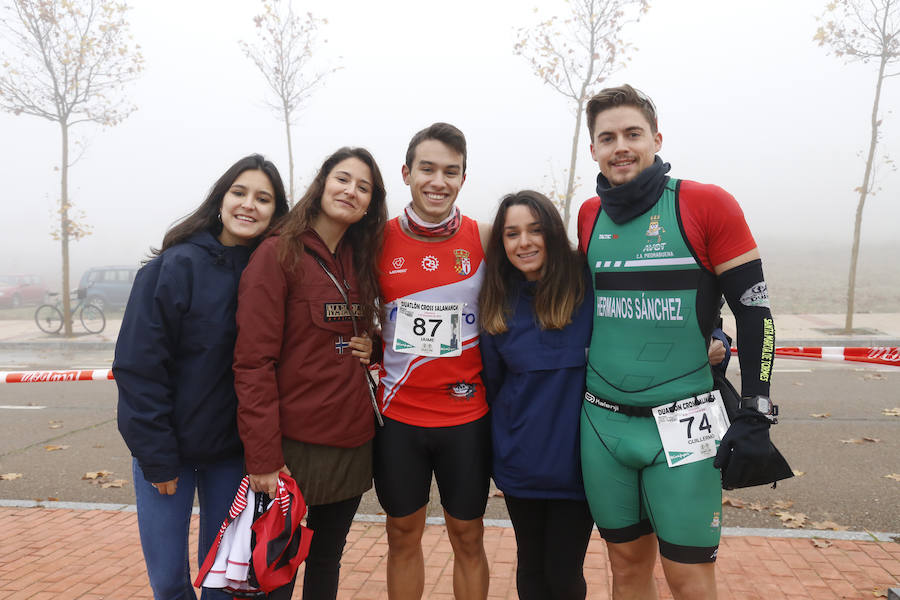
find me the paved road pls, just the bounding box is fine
[1,352,898,534]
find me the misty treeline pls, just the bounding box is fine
[815,0,899,333]
[1,0,896,336]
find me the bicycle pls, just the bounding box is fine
[34,288,106,335]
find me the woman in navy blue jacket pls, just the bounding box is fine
[114,155,289,600]
[479,190,595,600]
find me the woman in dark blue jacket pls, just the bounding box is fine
[114,155,289,600]
[479,190,595,600]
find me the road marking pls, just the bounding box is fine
[0,405,46,410]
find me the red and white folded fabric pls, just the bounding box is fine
[195,474,313,595]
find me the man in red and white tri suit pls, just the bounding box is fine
[375,123,491,599]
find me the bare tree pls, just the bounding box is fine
[815,0,899,332]
[0,0,142,336]
[514,0,650,228]
[240,0,337,204]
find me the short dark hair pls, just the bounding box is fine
[586,84,658,140]
[405,122,467,173]
[479,190,585,334]
[155,154,289,256]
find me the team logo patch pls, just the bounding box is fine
[453,249,471,275]
[740,282,770,307]
[421,255,439,272]
[646,214,665,240]
[448,381,477,400]
[389,256,408,275]
[324,302,362,321]
[334,335,350,354]
[394,338,414,351]
[667,450,692,465]
[710,512,721,528]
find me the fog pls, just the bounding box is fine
[2,0,898,290]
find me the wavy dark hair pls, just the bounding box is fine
[586,83,658,139]
[480,190,585,334]
[153,154,289,256]
[276,147,387,330]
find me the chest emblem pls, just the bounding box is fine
[453,249,471,275]
[324,302,361,322]
[334,335,350,354]
[421,255,439,272]
[389,257,407,275]
[646,214,666,241]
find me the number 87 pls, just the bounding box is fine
[413,317,441,336]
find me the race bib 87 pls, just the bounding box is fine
[392,300,463,358]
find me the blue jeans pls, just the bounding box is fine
[133,456,245,600]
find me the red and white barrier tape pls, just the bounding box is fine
[1,348,898,383]
[731,346,900,367]
[0,365,380,383]
[0,369,114,383]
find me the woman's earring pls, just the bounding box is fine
[218,212,222,222]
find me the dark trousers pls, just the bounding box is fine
[504,495,595,600]
[267,494,361,600]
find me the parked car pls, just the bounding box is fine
[78,266,138,311]
[0,274,48,308]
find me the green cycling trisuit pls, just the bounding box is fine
[577,178,756,564]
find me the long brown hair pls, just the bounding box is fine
[152,154,289,257]
[276,147,387,330]
[480,190,585,334]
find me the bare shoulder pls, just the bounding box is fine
[714,247,761,276]
[477,221,491,253]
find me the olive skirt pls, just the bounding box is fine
[281,437,373,506]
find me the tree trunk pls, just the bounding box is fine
[60,120,72,337]
[563,99,586,230]
[283,102,295,206]
[562,4,597,231]
[844,50,888,333]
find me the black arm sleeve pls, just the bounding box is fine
[718,259,774,398]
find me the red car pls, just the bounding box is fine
[0,274,48,308]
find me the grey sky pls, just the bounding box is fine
[2,0,898,288]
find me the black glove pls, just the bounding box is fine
[714,409,793,489]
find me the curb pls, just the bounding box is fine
[1,500,897,543]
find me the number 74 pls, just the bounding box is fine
[679,412,712,439]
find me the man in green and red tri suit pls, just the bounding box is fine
[577,84,787,599]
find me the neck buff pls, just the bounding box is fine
[596,156,671,225]
[401,202,461,237]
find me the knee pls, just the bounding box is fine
[607,539,657,581]
[446,518,485,558]
[386,514,425,556]
[662,561,717,599]
[150,580,193,600]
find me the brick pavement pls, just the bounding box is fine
[1,506,898,599]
